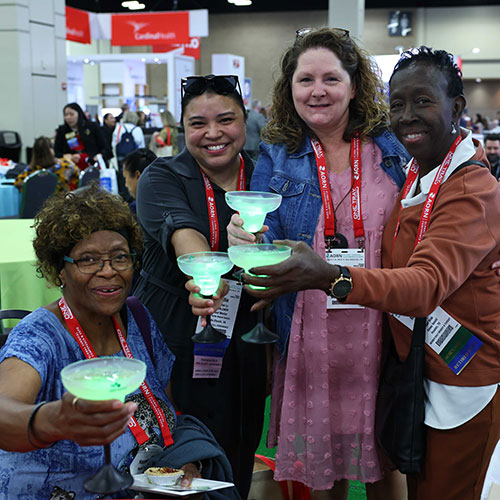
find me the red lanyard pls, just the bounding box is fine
[390,135,463,265]
[200,154,246,251]
[58,297,173,447]
[311,134,364,246]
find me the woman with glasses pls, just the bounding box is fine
[0,185,209,498]
[226,28,409,499]
[133,74,267,499]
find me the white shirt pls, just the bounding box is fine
[401,128,498,430]
[112,123,146,151]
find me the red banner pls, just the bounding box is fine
[111,12,190,46]
[66,6,91,44]
[152,36,200,59]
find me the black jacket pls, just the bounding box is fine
[54,120,108,160]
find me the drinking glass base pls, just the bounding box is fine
[192,324,227,344]
[83,463,133,494]
[241,322,279,344]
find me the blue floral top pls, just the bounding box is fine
[0,305,176,500]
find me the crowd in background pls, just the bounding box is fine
[0,30,499,500]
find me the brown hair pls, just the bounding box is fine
[33,185,143,287]
[30,136,56,169]
[262,27,390,153]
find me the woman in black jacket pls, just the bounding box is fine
[54,102,109,170]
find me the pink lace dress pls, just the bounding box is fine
[268,140,400,490]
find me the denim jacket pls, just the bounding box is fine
[250,130,410,355]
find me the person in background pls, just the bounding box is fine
[226,27,409,500]
[122,148,157,214]
[244,99,267,161]
[240,46,500,500]
[112,111,146,200]
[15,136,79,192]
[133,74,267,500]
[149,109,180,158]
[473,113,489,134]
[116,103,130,123]
[112,111,146,163]
[0,185,204,499]
[484,133,500,179]
[137,111,148,130]
[54,103,108,171]
[101,113,116,153]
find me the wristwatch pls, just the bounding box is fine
[328,266,353,300]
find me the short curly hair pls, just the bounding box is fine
[33,185,143,287]
[262,27,390,153]
[389,46,463,98]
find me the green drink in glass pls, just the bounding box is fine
[225,191,282,233]
[61,357,146,495]
[177,251,233,343]
[228,243,292,343]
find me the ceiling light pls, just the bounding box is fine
[228,0,252,5]
[84,58,89,64]
[472,47,480,54]
[121,1,145,10]
[476,78,482,83]
[154,57,159,63]
[141,58,146,62]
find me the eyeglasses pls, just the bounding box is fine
[181,75,242,100]
[64,253,136,274]
[295,27,350,42]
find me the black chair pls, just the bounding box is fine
[20,169,58,218]
[78,165,100,188]
[0,131,22,162]
[0,309,31,347]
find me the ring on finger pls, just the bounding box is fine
[72,396,80,410]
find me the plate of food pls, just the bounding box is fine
[131,472,235,497]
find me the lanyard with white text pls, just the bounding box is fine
[311,134,364,248]
[200,154,246,251]
[390,134,463,265]
[58,297,173,447]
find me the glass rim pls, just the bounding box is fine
[177,251,230,262]
[60,356,146,375]
[225,190,282,198]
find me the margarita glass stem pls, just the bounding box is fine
[190,294,227,343]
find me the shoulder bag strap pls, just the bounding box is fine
[451,159,488,177]
[412,317,426,347]
[126,295,154,367]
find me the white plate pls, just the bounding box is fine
[131,473,234,497]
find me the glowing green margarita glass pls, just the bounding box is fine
[225,191,282,233]
[61,357,146,495]
[177,251,233,343]
[228,243,292,344]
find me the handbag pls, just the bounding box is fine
[375,316,427,474]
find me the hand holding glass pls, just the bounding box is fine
[225,191,282,233]
[61,357,146,495]
[228,243,292,343]
[177,251,233,343]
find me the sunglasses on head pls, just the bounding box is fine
[295,27,350,43]
[181,75,242,100]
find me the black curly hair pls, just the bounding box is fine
[33,185,143,287]
[389,46,464,98]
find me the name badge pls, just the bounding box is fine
[392,307,482,375]
[192,280,242,379]
[325,248,365,309]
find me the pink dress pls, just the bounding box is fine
[268,140,400,489]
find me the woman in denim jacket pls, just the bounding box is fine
[227,28,409,500]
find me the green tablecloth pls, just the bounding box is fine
[0,219,60,324]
